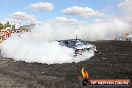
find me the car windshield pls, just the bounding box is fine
[69,40,83,46]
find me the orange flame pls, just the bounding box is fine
[81,67,89,78]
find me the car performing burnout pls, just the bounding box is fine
[58,39,97,56]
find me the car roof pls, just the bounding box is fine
[58,39,82,42]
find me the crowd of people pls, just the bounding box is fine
[0,27,12,42]
[0,27,29,43]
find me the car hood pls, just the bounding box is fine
[75,44,94,49]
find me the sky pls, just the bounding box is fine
[0,0,131,25]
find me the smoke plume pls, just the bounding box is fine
[0,17,131,64]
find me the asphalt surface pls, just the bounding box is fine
[0,40,131,88]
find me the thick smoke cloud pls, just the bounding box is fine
[0,21,95,64]
[29,18,132,41]
[88,18,131,40]
[38,18,131,41]
[0,17,131,64]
